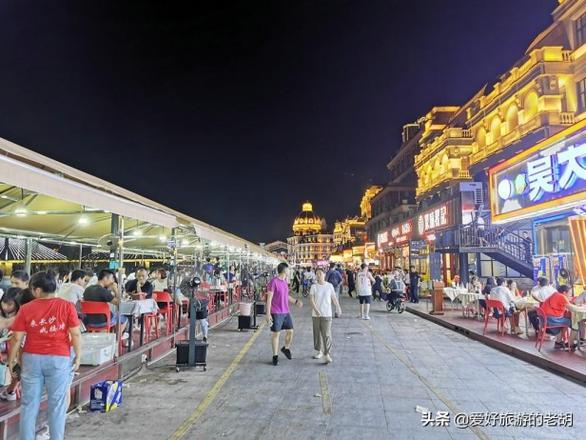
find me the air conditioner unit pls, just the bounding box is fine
[459,182,484,205]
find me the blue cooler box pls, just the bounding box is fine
[90,380,123,412]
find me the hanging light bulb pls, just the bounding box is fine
[78,216,89,225]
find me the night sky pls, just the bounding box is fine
[0,0,557,243]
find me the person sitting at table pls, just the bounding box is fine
[152,268,168,292]
[539,285,581,350]
[528,277,557,332]
[125,267,154,299]
[57,269,89,309]
[490,277,522,335]
[506,279,522,297]
[83,269,128,339]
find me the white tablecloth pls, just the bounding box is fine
[512,297,539,311]
[444,287,467,301]
[118,299,159,317]
[457,292,482,307]
[571,306,586,329]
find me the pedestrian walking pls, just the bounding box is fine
[325,263,343,317]
[8,271,82,440]
[346,268,356,298]
[265,262,303,366]
[309,268,342,364]
[356,263,375,320]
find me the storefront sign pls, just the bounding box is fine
[377,230,389,248]
[417,203,450,235]
[490,121,586,223]
[378,220,413,250]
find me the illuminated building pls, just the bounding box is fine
[287,202,334,266]
[399,0,586,285]
[359,185,383,220]
[366,122,421,247]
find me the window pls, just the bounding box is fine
[577,77,586,113]
[577,12,586,47]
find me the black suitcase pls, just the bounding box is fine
[255,302,266,315]
[238,315,253,331]
[176,340,208,371]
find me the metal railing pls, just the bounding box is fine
[459,224,531,264]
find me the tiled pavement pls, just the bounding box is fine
[66,296,586,440]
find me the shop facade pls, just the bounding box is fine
[489,120,586,288]
[377,199,461,283]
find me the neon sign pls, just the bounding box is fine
[417,204,449,235]
[490,121,586,223]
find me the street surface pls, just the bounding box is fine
[66,296,586,440]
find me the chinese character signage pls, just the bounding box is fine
[417,203,451,235]
[489,122,586,223]
[378,220,413,250]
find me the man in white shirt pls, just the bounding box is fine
[309,268,342,364]
[57,269,89,307]
[531,277,556,302]
[490,277,521,334]
[528,276,557,332]
[356,263,375,320]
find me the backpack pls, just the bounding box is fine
[327,270,342,287]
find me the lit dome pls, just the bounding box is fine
[292,201,323,235]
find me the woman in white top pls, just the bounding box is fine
[490,277,522,334]
[309,268,342,364]
[152,269,168,292]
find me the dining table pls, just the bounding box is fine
[512,296,540,337]
[571,305,586,350]
[118,298,159,352]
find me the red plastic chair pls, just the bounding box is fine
[535,308,570,351]
[154,291,174,334]
[80,301,114,333]
[483,299,507,336]
[143,312,159,342]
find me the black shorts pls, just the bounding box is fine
[358,295,372,304]
[271,313,294,332]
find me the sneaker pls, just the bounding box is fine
[281,346,292,360]
[324,354,332,364]
[0,390,16,401]
[203,337,208,343]
[35,426,50,440]
[272,355,279,366]
[364,316,371,320]
[334,313,339,318]
[312,351,323,359]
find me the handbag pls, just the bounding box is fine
[0,363,11,387]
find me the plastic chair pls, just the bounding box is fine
[143,312,160,342]
[154,291,174,334]
[483,299,506,336]
[535,308,569,352]
[80,301,113,333]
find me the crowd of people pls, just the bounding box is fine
[463,271,585,350]
[0,264,184,440]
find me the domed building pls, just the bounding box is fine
[287,202,334,266]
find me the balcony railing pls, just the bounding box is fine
[560,112,575,125]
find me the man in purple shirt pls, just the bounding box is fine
[266,262,303,366]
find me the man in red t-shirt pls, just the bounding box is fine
[539,285,580,349]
